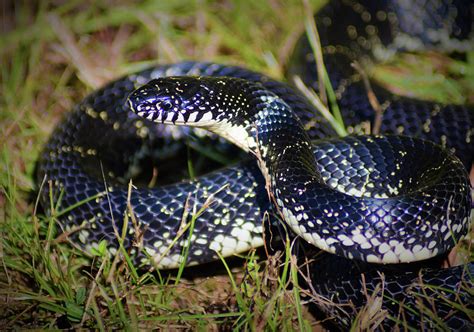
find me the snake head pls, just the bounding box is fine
[128,76,213,125]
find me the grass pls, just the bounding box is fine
[372,52,474,105]
[1,0,473,330]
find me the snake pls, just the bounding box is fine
[37,0,473,330]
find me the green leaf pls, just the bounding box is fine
[90,239,108,257]
[66,300,84,322]
[76,287,86,305]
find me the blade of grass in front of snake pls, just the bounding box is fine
[215,249,254,329]
[294,76,347,136]
[303,0,346,132]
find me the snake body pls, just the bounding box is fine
[129,75,470,265]
[37,0,473,329]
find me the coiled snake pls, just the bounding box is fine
[37,0,473,329]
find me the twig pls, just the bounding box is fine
[351,61,384,135]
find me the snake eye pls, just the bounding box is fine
[161,99,173,111]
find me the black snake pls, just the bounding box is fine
[37,0,473,329]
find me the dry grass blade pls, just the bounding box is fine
[351,273,388,331]
[293,75,347,136]
[302,0,327,105]
[47,14,104,88]
[351,61,384,135]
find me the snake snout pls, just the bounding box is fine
[128,82,180,123]
[128,84,161,116]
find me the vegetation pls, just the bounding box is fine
[1,0,472,330]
